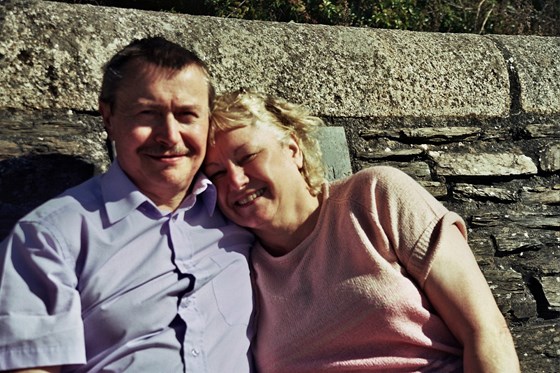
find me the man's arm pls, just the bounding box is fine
[0,221,85,371]
[423,224,520,373]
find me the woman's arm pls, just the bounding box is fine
[423,224,520,373]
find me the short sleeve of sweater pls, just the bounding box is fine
[336,166,467,287]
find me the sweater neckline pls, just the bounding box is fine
[253,182,331,263]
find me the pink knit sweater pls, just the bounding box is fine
[251,167,464,372]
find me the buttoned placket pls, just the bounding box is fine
[168,209,207,372]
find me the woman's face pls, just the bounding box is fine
[204,123,308,232]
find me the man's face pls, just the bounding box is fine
[100,61,210,208]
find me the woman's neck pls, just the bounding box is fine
[255,192,322,257]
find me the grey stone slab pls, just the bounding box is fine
[492,228,546,253]
[360,126,481,143]
[466,232,497,266]
[525,123,560,138]
[317,127,352,181]
[430,151,538,177]
[540,276,560,309]
[521,186,560,205]
[356,161,432,179]
[418,181,448,199]
[470,211,560,230]
[357,147,424,159]
[453,183,518,202]
[0,110,109,171]
[513,247,560,276]
[484,268,537,320]
[539,142,560,172]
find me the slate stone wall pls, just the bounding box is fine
[1,1,559,371]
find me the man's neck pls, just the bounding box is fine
[145,188,188,212]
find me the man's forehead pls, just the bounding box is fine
[115,61,210,104]
[121,59,186,81]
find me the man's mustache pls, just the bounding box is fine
[140,145,190,157]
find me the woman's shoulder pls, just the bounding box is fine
[357,165,411,180]
[331,166,416,193]
[328,166,438,213]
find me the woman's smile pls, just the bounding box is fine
[236,188,266,206]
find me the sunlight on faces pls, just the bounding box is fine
[204,121,310,232]
[100,61,210,208]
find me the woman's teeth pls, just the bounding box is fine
[237,189,264,206]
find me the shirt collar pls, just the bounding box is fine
[179,172,217,216]
[101,162,217,224]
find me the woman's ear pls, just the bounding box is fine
[287,134,304,169]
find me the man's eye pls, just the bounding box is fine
[177,112,198,123]
[139,110,159,116]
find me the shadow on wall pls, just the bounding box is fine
[0,154,95,241]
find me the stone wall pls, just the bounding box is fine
[1,1,559,371]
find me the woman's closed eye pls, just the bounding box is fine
[237,152,258,166]
[206,168,226,181]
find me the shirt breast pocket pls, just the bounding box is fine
[211,254,254,327]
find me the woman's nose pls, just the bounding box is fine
[228,165,249,190]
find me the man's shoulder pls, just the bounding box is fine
[23,175,103,223]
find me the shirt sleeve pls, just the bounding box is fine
[0,220,86,370]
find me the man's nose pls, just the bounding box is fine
[155,113,181,145]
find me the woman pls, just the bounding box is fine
[204,90,519,372]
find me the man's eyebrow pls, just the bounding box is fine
[131,99,160,108]
[176,103,205,111]
[131,99,205,110]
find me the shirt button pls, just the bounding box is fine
[191,348,200,357]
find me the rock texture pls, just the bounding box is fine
[1,1,559,371]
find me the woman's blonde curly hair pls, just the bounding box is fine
[209,89,326,196]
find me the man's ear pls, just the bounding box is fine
[99,100,113,139]
[287,134,304,169]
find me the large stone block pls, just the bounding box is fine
[0,0,511,117]
[491,35,560,114]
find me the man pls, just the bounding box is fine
[0,37,254,372]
